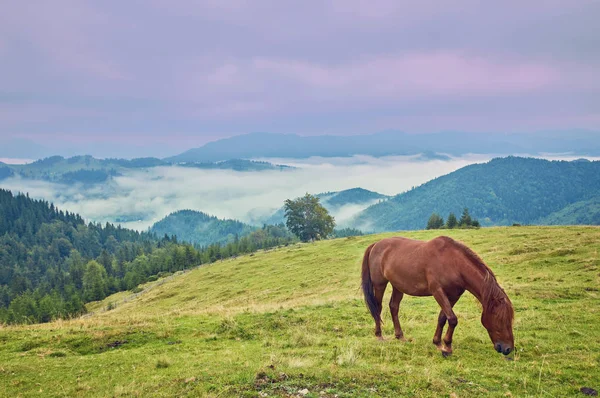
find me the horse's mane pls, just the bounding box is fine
[442,237,514,324]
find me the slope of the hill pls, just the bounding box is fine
[352,156,600,231]
[149,210,257,246]
[2,227,599,397]
[537,196,600,225]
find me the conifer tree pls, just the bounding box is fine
[426,213,444,229]
[446,212,458,229]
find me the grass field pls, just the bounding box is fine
[1,227,599,397]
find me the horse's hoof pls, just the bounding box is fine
[377,336,384,341]
[441,350,452,358]
[395,335,407,342]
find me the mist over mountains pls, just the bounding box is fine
[2,153,474,232]
[3,130,600,162]
[2,130,600,240]
[168,130,600,163]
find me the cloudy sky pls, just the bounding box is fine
[1,1,599,157]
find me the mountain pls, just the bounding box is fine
[264,188,389,226]
[165,130,600,162]
[149,210,258,246]
[351,157,600,231]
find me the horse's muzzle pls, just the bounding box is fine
[495,343,513,355]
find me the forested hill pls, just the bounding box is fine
[264,188,388,225]
[538,196,600,225]
[318,188,389,208]
[0,190,296,324]
[0,188,164,323]
[352,157,600,231]
[149,210,257,246]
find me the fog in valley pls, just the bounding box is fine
[1,153,595,231]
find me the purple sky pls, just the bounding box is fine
[1,1,599,157]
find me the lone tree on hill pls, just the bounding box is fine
[426,213,445,230]
[284,193,335,242]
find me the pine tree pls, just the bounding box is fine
[446,212,458,229]
[426,213,444,230]
[459,208,472,227]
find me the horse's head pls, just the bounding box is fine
[481,294,515,356]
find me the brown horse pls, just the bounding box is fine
[361,236,514,356]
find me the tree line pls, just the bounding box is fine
[426,208,481,230]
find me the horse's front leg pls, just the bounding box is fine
[431,289,461,357]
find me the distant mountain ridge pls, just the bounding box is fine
[351,156,600,231]
[1,156,293,184]
[166,130,600,162]
[178,159,293,171]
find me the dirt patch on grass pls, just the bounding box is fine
[60,330,158,355]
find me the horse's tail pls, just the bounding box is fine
[361,243,381,323]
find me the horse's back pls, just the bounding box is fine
[368,236,462,296]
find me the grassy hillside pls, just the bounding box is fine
[353,157,600,231]
[1,227,599,397]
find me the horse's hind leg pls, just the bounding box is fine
[432,309,447,349]
[389,287,406,341]
[373,283,387,340]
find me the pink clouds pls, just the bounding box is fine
[252,53,559,98]
[0,0,598,151]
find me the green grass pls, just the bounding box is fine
[1,227,599,397]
